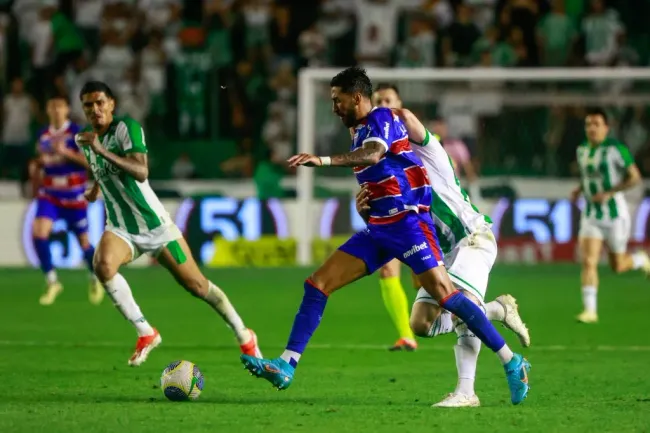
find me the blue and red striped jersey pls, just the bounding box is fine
[352,107,432,225]
[37,121,88,209]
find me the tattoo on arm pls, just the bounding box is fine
[331,141,386,167]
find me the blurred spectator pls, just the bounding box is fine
[1,78,35,179]
[354,0,399,66]
[466,0,496,32]
[95,28,134,85]
[582,0,623,66]
[491,27,517,67]
[498,0,542,66]
[396,17,436,67]
[298,23,327,67]
[472,25,498,64]
[269,3,298,63]
[510,26,532,67]
[262,102,292,160]
[116,65,149,123]
[318,0,354,66]
[269,59,296,103]
[171,152,197,179]
[174,26,211,138]
[50,6,85,74]
[442,3,481,67]
[418,0,453,30]
[141,30,167,118]
[29,7,54,105]
[537,0,576,66]
[74,0,104,56]
[12,0,45,42]
[139,0,182,33]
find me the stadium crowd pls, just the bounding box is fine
[0,0,648,189]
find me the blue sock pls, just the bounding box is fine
[83,246,95,273]
[34,238,53,274]
[282,280,328,367]
[441,291,506,352]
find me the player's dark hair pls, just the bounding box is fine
[46,93,69,105]
[79,81,115,101]
[586,107,608,124]
[330,67,373,99]
[375,82,399,96]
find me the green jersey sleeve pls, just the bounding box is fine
[116,117,147,154]
[615,144,634,168]
[411,129,440,147]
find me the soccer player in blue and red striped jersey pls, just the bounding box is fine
[32,95,103,306]
[241,67,531,405]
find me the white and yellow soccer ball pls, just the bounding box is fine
[160,360,205,401]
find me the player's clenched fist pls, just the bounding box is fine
[75,132,101,152]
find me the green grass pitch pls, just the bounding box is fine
[1,264,649,433]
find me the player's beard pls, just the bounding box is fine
[341,108,357,128]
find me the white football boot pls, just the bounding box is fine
[433,393,481,408]
[496,294,531,347]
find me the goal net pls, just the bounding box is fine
[295,67,650,265]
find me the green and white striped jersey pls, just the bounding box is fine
[81,116,171,235]
[410,129,491,254]
[576,138,634,222]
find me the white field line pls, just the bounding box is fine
[0,340,649,352]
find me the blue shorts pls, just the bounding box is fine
[35,198,89,236]
[339,212,444,275]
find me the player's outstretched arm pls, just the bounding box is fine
[287,141,386,168]
[330,141,386,167]
[393,108,427,144]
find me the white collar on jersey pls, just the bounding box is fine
[48,120,71,135]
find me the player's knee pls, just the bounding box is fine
[93,255,119,282]
[32,222,49,239]
[462,291,481,306]
[306,273,334,295]
[410,315,431,337]
[609,257,626,274]
[581,255,599,271]
[379,263,398,279]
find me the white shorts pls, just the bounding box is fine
[578,217,629,254]
[414,225,497,306]
[107,223,183,262]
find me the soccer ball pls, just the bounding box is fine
[160,360,205,401]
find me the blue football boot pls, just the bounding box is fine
[504,353,531,405]
[241,355,295,390]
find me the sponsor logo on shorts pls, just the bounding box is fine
[421,255,431,260]
[404,241,428,259]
